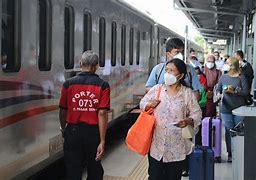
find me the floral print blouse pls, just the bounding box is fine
[140,84,202,162]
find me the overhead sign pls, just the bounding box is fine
[213,39,227,45]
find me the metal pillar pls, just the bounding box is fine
[233,33,236,54]
[252,13,256,100]
[184,25,188,63]
[242,15,247,53]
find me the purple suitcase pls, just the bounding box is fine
[202,117,222,162]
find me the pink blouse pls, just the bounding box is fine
[140,84,202,162]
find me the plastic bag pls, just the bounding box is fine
[126,110,156,155]
[182,125,196,139]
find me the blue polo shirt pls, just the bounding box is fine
[145,62,203,91]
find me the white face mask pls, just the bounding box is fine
[239,61,245,67]
[164,73,177,86]
[1,64,7,69]
[206,62,215,69]
[222,64,230,72]
[173,53,184,61]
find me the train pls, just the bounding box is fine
[0,0,203,179]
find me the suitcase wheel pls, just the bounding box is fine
[214,156,221,163]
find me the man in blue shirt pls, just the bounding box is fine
[145,37,203,98]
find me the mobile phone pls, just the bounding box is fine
[173,123,179,126]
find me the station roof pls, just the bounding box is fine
[174,0,256,43]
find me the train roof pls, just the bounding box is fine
[114,0,155,24]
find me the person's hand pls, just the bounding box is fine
[175,118,193,128]
[95,142,105,161]
[193,91,201,100]
[225,85,235,93]
[207,90,213,98]
[145,99,160,111]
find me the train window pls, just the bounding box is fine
[83,11,92,51]
[1,0,21,72]
[157,28,160,59]
[142,31,147,40]
[121,24,126,66]
[149,26,153,58]
[111,21,117,66]
[64,5,74,69]
[38,0,52,71]
[136,30,140,65]
[129,27,134,65]
[99,17,105,67]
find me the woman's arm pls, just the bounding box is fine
[186,89,202,128]
[235,75,249,96]
[140,85,159,111]
[216,76,223,94]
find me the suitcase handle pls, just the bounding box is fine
[209,117,213,148]
[212,126,216,148]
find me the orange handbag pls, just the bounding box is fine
[126,86,162,156]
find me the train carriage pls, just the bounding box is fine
[0,0,203,179]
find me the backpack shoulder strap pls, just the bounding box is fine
[186,65,193,89]
[155,63,165,84]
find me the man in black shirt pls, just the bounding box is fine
[235,50,254,90]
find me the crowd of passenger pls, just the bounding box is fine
[58,37,254,180]
[141,37,254,179]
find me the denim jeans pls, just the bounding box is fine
[221,113,244,153]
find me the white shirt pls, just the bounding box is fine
[215,59,225,71]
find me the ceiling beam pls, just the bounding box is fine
[201,33,232,38]
[202,36,229,40]
[173,0,246,16]
[197,28,234,34]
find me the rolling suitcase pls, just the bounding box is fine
[189,146,214,180]
[202,117,222,162]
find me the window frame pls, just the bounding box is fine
[121,24,126,66]
[111,21,117,66]
[64,5,75,69]
[129,27,134,65]
[136,30,140,65]
[1,0,21,72]
[38,0,52,71]
[83,11,92,51]
[99,16,106,67]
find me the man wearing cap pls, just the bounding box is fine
[59,50,110,180]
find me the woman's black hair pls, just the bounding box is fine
[166,58,188,87]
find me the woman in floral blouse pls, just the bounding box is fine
[140,58,202,180]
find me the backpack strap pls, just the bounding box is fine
[186,65,193,89]
[155,63,165,84]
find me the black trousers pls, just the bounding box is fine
[148,155,184,180]
[64,123,103,180]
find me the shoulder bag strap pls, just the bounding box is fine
[155,63,165,84]
[156,85,163,100]
[146,85,163,114]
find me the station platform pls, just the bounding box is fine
[82,130,233,180]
